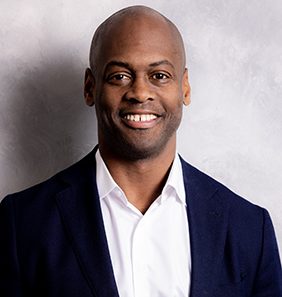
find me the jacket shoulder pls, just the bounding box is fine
[1,149,96,206]
[179,156,264,215]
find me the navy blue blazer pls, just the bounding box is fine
[1,148,281,297]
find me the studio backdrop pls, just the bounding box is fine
[0,0,281,255]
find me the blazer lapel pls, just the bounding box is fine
[181,158,230,297]
[55,151,119,297]
[53,152,229,297]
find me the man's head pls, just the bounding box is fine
[84,5,191,161]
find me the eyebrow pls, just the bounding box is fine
[105,61,131,70]
[149,60,175,69]
[104,59,175,71]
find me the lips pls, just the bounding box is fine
[124,114,157,122]
[120,112,160,129]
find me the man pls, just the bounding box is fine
[0,5,281,297]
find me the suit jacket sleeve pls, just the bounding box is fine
[0,196,23,297]
[252,209,282,296]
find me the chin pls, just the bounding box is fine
[113,137,171,161]
[99,122,178,161]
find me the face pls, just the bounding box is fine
[85,14,190,161]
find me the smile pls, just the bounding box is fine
[121,113,160,129]
[124,114,157,122]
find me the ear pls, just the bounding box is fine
[182,68,191,106]
[84,68,95,106]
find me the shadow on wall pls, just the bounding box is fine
[4,53,97,196]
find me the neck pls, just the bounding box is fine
[99,142,176,214]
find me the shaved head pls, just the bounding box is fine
[84,5,191,161]
[89,5,186,72]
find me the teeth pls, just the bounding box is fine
[124,114,157,122]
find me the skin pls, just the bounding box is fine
[84,6,191,213]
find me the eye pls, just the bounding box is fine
[106,72,131,85]
[111,74,129,80]
[151,72,171,83]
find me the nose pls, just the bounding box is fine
[124,76,154,103]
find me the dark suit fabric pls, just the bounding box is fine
[1,149,281,297]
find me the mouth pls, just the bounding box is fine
[121,112,160,129]
[123,114,158,122]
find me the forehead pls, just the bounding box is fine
[94,13,184,71]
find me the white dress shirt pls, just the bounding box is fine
[96,150,191,297]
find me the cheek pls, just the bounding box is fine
[162,88,184,111]
[94,93,123,129]
[95,88,120,112]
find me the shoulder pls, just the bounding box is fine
[179,156,280,265]
[0,149,97,208]
[179,155,266,222]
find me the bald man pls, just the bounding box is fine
[0,5,281,297]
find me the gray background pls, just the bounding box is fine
[1,0,281,256]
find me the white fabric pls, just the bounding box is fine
[96,150,191,297]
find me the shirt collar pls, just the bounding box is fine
[161,153,186,205]
[95,149,121,199]
[95,149,186,206]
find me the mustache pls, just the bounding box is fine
[119,103,165,117]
